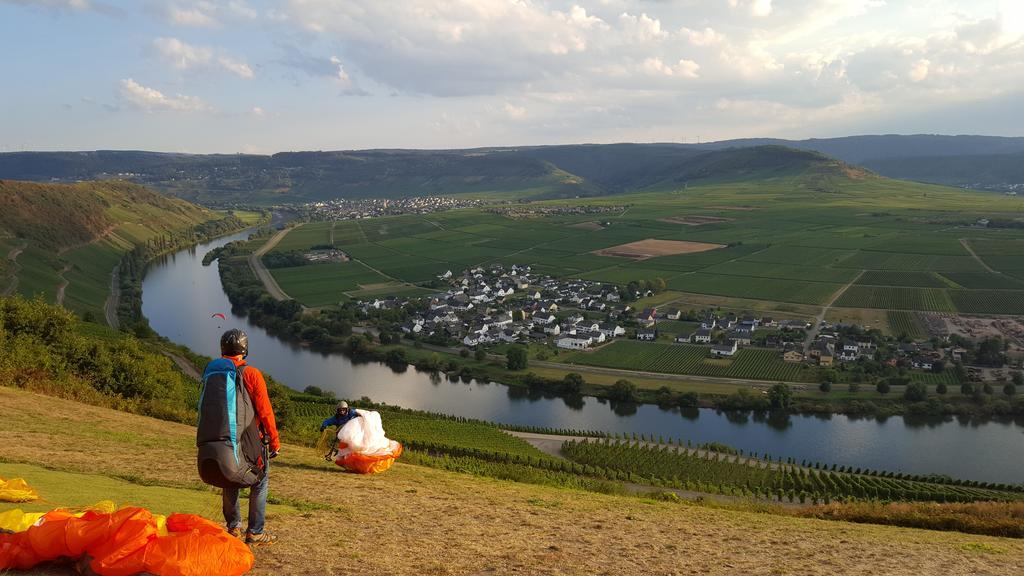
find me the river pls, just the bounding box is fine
[142,230,1024,484]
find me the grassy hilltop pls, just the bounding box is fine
[3,386,1024,575]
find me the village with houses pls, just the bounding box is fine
[351,262,993,382]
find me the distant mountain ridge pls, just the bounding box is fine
[0,144,866,203]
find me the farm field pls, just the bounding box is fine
[267,174,1024,318]
[886,310,927,339]
[270,261,392,307]
[566,341,814,382]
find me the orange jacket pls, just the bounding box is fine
[223,355,280,452]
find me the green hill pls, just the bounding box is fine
[0,179,230,320]
[0,145,870,204]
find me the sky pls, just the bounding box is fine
[0,0,1022,153]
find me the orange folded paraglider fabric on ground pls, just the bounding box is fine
[0,478,39,503]
[0,502,254,576]
[332,410,403,474]
[336,441,404,474]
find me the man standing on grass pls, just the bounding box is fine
[197,329,280,546]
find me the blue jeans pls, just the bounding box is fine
[223,467,268,534]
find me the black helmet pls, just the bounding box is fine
[220,329,249,357]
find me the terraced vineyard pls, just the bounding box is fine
[571,342,812,382]
[835,286,955,311]
[949,290,1024,315]
[886,310,926,339]
[856,271,946,288]
[563,439,1023,504]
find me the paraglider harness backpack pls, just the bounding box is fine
[196,358,268,489]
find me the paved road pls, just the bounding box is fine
[104,265,120,329]
[161,350,202,381]
[249,228,293,301]
[803,269,865,355]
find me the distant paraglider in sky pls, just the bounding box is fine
[211,312,226,328]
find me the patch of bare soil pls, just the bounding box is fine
[658,215,734,226]
[593,238,725,260]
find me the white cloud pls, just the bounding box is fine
[502,102,528,120]
[682,27,726,47]
[118,78,211,112]
[153,37,253,78]
[251,106,264,116]
[729,0,773,18]
[168,6,216,27]
[641,57,700,78]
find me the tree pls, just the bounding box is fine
[385,348,407,366]
[610,379,638,402]
[903,381,927,402]
[506,346,528,371]
[977,337,1006,366]
[876,381,891,395]
[1012,372,1024,387]
[562,372,585,395]
[983,382,994,395]
[819,381,832,393]
[936,382,948,395]
[460,348,470,358]
[768,383,792,411]
[303,385,324,396]
[848,382,860,393]
[960,382,975,396]
[1003,383,1017,397]
[474,348,487,362]
[677,391,699,408]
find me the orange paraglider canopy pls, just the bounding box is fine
[0,503,254,576]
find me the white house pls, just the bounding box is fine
[599,322,625,338]
[542,323,561,336]
[711,340,738,357]
[556,336,592,350]
[636,328,657,341]
[693,328,712,343]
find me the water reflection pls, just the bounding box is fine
[139,228,1024,484]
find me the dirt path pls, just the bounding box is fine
[2,243,24,297]
[161,350,202,380]
[804,269,865,354]
[104,265,120,329]
[960,238,998,274]
[55,263,72,306]
[249,227,293,301]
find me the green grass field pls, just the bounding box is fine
[270,261,391,307]
[267,173,1024,319]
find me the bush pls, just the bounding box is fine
[506,346,528,371]
[610,379,638,403]
[936,383,948,395]
[460,348,470,358]
[819,381,832,393]
[1003,383,1017,397]
[474,349,487,362]
[304,385,325,396]
[562,372,585,395]
[768,383,792,410]
[848,382,860,393]
[876,381,891,395]
[903,382,928,402]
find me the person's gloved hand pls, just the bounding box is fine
[319,426,326,433]
[269,450,280,459]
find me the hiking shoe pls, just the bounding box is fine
[246,531,277,547]
[227,527,244,539]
